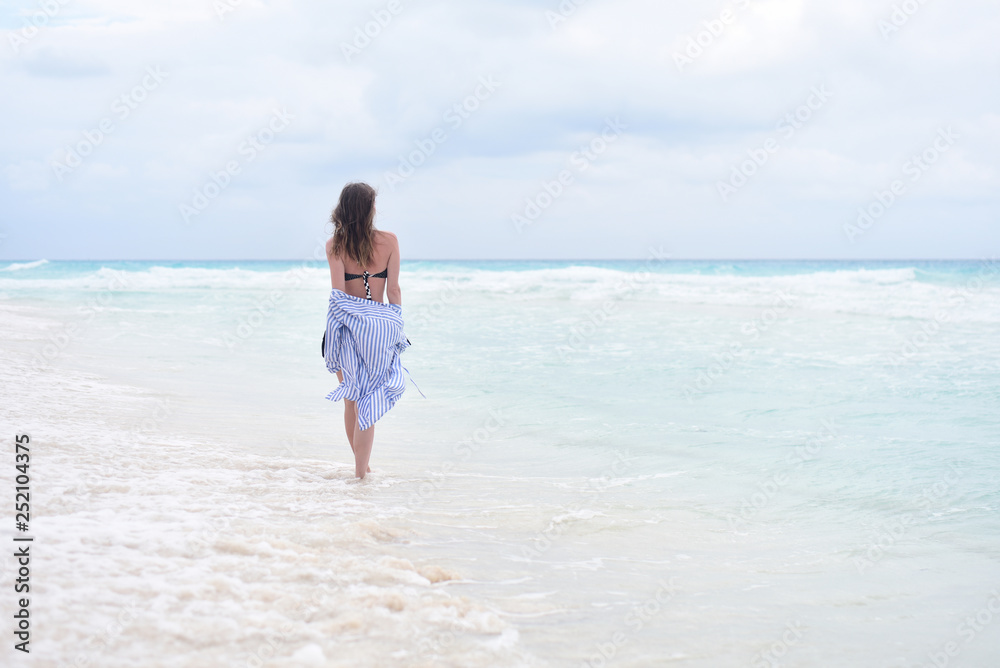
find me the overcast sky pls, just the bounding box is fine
[1,0,998,260]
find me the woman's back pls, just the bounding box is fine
[326,230,401,304]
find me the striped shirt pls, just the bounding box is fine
[324,289,410,431]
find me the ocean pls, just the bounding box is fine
[1,258,999,667]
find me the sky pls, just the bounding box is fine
[1,0,998,260]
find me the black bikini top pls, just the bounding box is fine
[345,267,388,300]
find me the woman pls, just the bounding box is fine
[324,182,404,479]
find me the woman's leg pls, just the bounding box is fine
[336,370,370,473]
[343,400,357,451]
[345,400,370,473]
[353,421,375,479]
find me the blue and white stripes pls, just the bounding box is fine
[324,289,410,431]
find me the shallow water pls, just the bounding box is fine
[1,259,999,667]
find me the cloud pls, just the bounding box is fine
[0,0,998,259]
[19,47,110,77]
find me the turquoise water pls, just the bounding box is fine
[1,258,999,667]
[5,257,997,279]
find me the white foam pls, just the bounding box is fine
[0,308,537,667]
[0,264,326,291]
[396,264,1000,322]
[0,258,48,271]
[4,263,999,325]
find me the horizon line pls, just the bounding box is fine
[0,258,994,263]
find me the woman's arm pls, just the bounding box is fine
[385,232,402,306]
[326,237,345,292]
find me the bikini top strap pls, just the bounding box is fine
[344,266,388,300]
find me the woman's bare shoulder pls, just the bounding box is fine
[325,237,341,264]
[376,230,399,248]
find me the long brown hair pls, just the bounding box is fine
[330,182,377,266]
